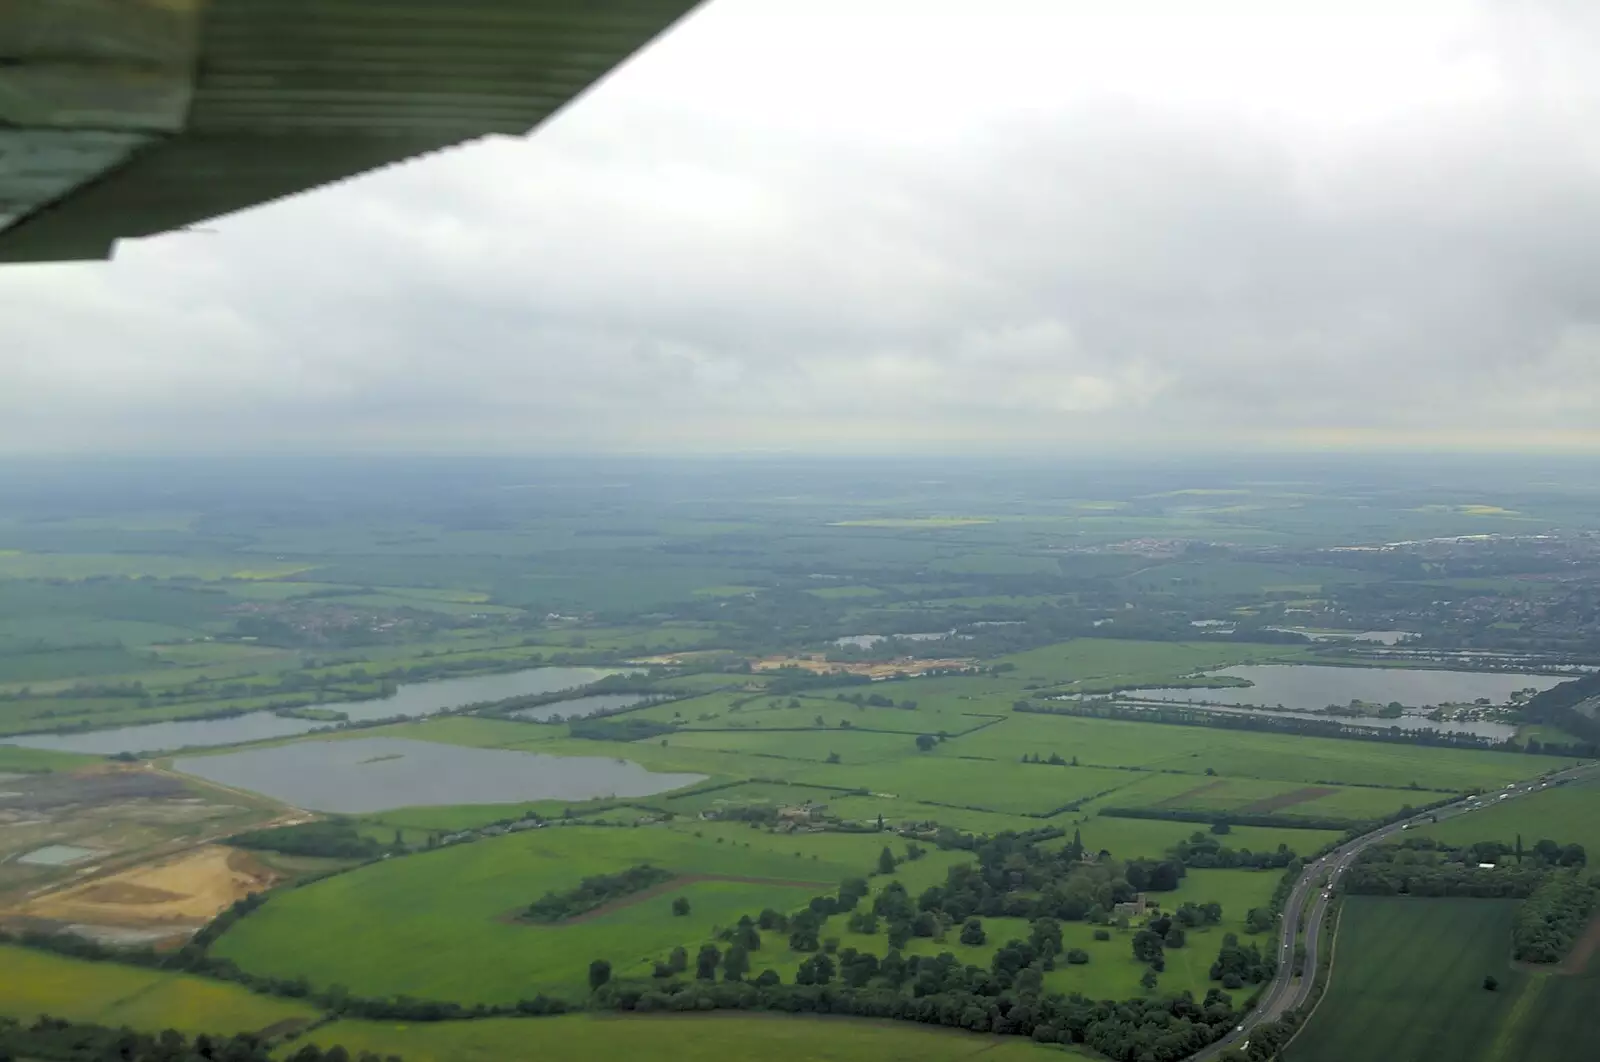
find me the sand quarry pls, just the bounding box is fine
[20,844,278,931]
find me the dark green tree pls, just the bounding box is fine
[588,959,611,991]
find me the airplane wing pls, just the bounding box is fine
[0,0,701,263]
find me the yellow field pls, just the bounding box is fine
[0,944,318,1033]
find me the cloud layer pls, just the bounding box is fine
[8,0,1600,453]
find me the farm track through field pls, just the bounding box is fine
[501,873,833,926]
[1561,911,1600,974]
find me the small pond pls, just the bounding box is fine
[173,737,705,813]
[17,844,100,866]
[0,666,623,756]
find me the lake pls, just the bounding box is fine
[1112,664,1565,740]
[1264,628,1418,645]
[173,737,705,813]
[0,666,621,756]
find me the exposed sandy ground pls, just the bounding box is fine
[750,654,975,679]
[19,844,278,927]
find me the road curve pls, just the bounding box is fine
[1192,760,1599,1060]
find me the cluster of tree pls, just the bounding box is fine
[227,819,392,860]
[0,1015,397,1062]
[1395,834,1586,868]
[1512,870,1600,963]
[1014,699,1580,755]
[1344,836,1591,899]
[598,977,1242,1060]
[895,830,1185,929]
[525,864,674,921]
[1344,857,1542,895]
[568,717,675,741]
[1518,673,1600,754]
[1018,751,1080,766]
[1207,934,1276,989]
[1166,831,1300,870]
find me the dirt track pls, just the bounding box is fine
[502,873,832,926]
[1555,910,1600,975]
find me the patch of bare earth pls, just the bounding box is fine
[1550,910,1600,975]
[1237,786,1340,814]
[1155,779,1231,808]
[18,845,278,929]
[750,654,974,679]
[499,873,832,926]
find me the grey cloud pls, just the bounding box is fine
[7,0,1600,452]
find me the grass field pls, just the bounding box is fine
[1411,775,1600,857]
[213,824,903,1004]
[0,944,318,1034]
[0,744,99,772]
[1290,897,1600,1062]
[297,1013,1059,1062]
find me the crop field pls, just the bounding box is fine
[1290,897,1600,1062]
[0,944,318,1033]
[297,1013,1057,1062]
[211,823,906,1003]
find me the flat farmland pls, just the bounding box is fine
[1412,776,1600,857]
[296,1013,1057,1062]
[1290,897,1600,1062]
[658,728,926,764]
[1094,773,1417,822]
[993,640,1309,691]
[1065,817,1343,862]
[0,944,318,1034]
[791,758,1140,816]
[212,824,897,1003]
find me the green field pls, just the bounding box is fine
[1411,776,1600,858]
[297,1013,1058,1062]
[0,945,319,1034]
[0,744,99,772]
[213,823,907,1004]
[1290,897,1600,1062]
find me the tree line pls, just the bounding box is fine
[1513,869,1600,963]
[525,864,675,922]
[0,1015,397,1062]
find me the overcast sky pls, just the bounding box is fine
[8,0,1600,454]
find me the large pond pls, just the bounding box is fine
[1113,664,1566,740]
[0,666,620,756]
[173,737,705,813]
